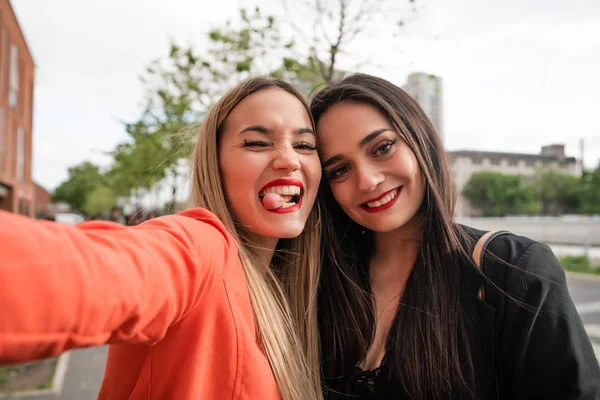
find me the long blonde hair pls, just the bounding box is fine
[189,77,322,400]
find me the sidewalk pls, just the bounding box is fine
[59,347,107,400]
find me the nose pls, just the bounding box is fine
[356,164,384,192]
[272,144,301,172]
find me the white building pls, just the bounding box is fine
[450,144,581,217]
[402,72,444,143]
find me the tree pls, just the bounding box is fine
[124,45,205,203]
[463,172,538,217]
[119,7,290,205]
[282,0,418,85]
[105,123,169,197]
[207,7,293,87]
[83,186,116,216]
[580,167,600,214]
[52,162,105,211]
[55,3,421,208]
[535,169,581,215]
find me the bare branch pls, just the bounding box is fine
[282,0,312,43]
[326,0,349,81]
[315,0,336,46]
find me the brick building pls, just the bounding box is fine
[0,0,35,216]
[34,182,50,216]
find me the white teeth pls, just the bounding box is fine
[259,185,301,197]
[365,188,399,208]
[280,202,296,208]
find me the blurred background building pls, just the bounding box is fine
[0,0,40,217]
[450,144,581,217]
[403,72,444,143]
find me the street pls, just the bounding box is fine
[570,273,600,358]
[59,346,107,400]
[48,272,600,399]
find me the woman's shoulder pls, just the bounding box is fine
[460,224,567,295]
[133,207,239,259]
[145,208,232,239]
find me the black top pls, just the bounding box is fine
[341,226,600,399]
[350,358,387,398]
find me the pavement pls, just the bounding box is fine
[569,273,600,358]
[59,347,107,400]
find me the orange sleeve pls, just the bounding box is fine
[0,208,233,364]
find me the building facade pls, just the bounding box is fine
[450,144,581,217]
[0,0,35,216]
[402,72,444,143]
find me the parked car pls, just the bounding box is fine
[53,213,85,225]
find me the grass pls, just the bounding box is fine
[36,379,53,390]
[0,366,20,384]
[0,358,57,393]
[559,255,600,275]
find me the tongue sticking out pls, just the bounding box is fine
[262,192,287,210]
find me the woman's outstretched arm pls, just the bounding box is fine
[0,208,233,364]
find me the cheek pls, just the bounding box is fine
[396,149,421,180]
[329,183,351,208]
[304,155,322,184]
[219,154,251,204]
[218,150,232,179]
[220,152,252,183]
[408,163,426,202]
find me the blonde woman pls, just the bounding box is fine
[0,77,322,400]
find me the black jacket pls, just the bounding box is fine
[461,225,600,399]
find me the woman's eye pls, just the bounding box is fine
[243,140,269,147]
[328,165,349,179]
[295,142,317,151]
[373,140,396,156]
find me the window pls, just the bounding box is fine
[0,17,4,98]
[0,107,5,173]
[28,78,33,123]
[9,44,18,108]
[18,199,30,216]
[472,157,483,165]
[508,159,518,166]
[490,158,501,166]
[17,126,24,181]
[1,30,8,102]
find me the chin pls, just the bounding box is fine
[266,222,306,239]
[371,225,402,233]
[276,227,305,239]
[357,218,407,234]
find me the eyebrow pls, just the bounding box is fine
[239,125,315,136]
[322,128,391,169]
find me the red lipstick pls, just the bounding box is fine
[360,187,402,213]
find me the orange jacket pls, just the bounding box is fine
[0,208,280,399]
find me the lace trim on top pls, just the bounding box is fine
[352,357,387,395]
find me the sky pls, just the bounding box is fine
[10,0,600,191]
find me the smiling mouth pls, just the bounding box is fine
[259,185,303,208]
[361,187,401,210]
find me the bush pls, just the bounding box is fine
[558,255,600,275]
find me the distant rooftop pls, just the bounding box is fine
[449,144,577,165]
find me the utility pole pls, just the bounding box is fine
[580,138,585,176]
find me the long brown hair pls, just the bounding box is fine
[189,77,322,400]
[311,73,475,398]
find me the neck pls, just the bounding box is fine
[369,217,422,297]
